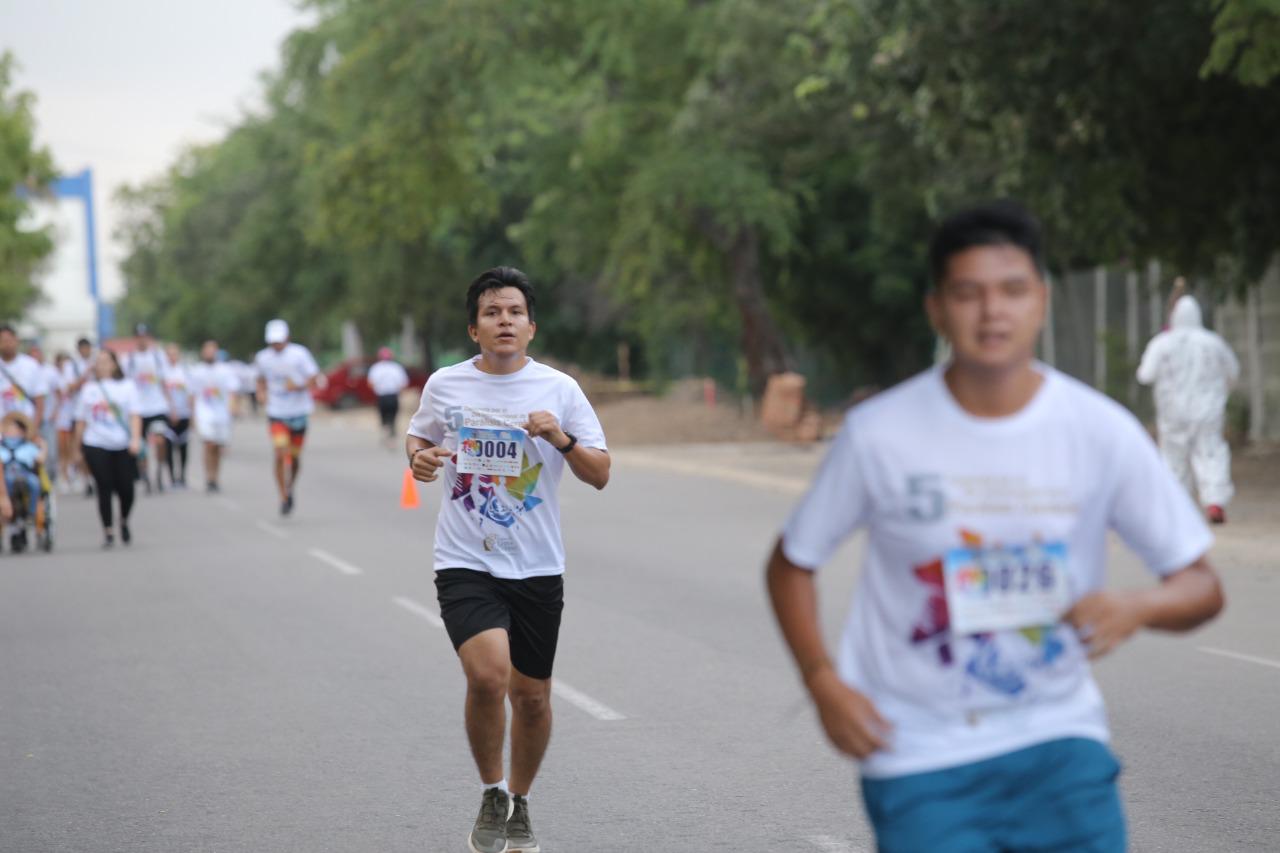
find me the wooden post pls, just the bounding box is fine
[1147,260,1162,338]
[1042,272,1057,366]
[1247,285,1265,442]
[1094,267,1107,392]
[1126,270,1139,407]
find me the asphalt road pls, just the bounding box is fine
[2,414,1277,852]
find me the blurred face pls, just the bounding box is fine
[95,350,117,379]
[470,287,535,357]
[165,343,180,364]
[201,341,218,362]
[29,347,43,363]
[2,422,23,439]
[136,334,152,351]
[270,341,286,353]
[78,342,92,358]
[926,244,1047,374]
[0,331,17,360]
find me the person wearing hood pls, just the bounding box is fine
[1137,293,1240,523]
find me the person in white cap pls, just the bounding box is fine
[368,346,410,447]
[253,319,322,516]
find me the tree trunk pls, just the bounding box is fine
[726,226,790,396]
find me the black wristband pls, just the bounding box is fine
[556,432,578,454]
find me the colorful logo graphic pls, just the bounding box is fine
[450,452,544,530]
[910,529,1067,698]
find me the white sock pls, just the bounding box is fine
[482,778,509,795]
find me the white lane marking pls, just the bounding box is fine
[613,450,807,495]
[216,497,243,512]
[391,595,627,721]
[308,547,364,576]
[1198,646,1280,671]
[254,520,290,540]
[551,681,626,722]
[393,595,444,629]
[805,836,866,853]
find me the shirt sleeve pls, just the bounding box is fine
[123,385,141,416]
[300,348,320,379]
[406,374,444,443]
[74,389,90,423]
[780,413,872,571]
[562,380,607,450]
[1106,412,1213,576]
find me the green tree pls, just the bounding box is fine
[0,52,57,320]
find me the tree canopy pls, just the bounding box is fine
[0,51,57,321]
[115,0,1280,397]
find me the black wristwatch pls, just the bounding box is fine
[556,432,578,454]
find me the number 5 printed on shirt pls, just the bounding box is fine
[906,474,945,522]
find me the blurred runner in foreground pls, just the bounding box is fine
[766,201,1224,853]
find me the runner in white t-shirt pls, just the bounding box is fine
[0,325,49,432]
[189,340,240,492]
[766,202,1225,853]
[254,319,322,516]
[124,324,173,494]
[368,346,410,447]
[58,338,95,495]
[406,267,610,853]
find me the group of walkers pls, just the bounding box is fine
[399,206,1230,853]
[6,317,417,549]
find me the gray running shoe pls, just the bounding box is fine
[468,787,511,853]
[506,795,539,852]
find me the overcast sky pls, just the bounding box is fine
[1,0,312,300]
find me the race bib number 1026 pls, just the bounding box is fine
[943,542,1072,635]
[457,426,526,476]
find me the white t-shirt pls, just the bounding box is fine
[188,362,240,425]
[253,344,320,419]
[369,360,410,396]
[407,356,608,579]
[0,353,49,421]
[781,364,1212,779]
[75,378,140,451]
[125,348,169,417]
[164,362,193,419]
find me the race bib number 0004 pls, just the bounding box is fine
[943,542,1072,635]
[457,426,526,477]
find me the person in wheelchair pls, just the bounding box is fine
[1,411,49,552]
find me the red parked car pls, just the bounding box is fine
[312,357,430,410]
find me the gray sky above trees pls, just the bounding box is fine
[0,0,309,300]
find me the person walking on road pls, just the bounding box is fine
[74,349,142,548]
[254,319,321,516]
[189,340,240,493]
[1137,294,1240,524]
[369,346,409,448]
[406,266,610,853]
[161,343,194,489]
[765,202,1225,853]
[0,325,48,434]
[124,324,172,494]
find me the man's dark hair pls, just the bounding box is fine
[466,266,535,325]
[929,201,1044,285]
[77,337,92,347]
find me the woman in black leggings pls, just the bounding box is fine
[73,350,142,547]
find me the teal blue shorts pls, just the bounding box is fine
[861,737,1126,853]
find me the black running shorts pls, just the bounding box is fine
[434,568,565,680]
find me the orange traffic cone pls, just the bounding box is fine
[400,468,420,509]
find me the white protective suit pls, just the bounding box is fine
[1136,295,1240,507]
